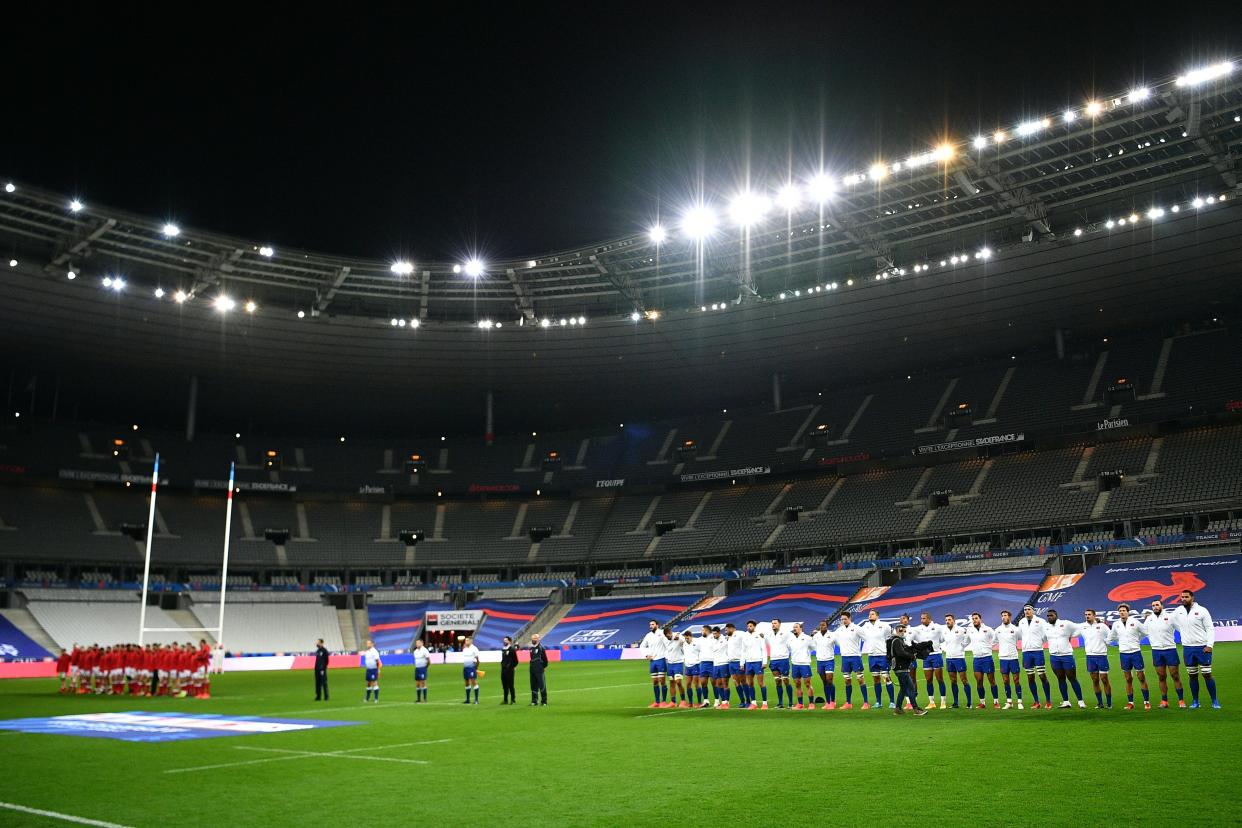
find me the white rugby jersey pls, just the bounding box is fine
[1045,620,1082,657]
[1172,603,1215,647]
[1143,610,1178,649]
[1080,621,1111,656]
[765,627,792,660]
[859,620,892,656]
[460,645,481,666]
[1017,617,1049,652]
[697,635,719,665]
[725,630,748,661]
[711,636,732,666]
[788,633,813,666]
[682,637,701,665]
[834,622,863,656]
[362,647,381,669]
[941,624,969,658]
[665,635,685,663]
[640,630,667,660]
[812,629,836,660]
[743,630,766,663]
[1110,617,1146,653]
[412,646,431,668]
[911,622,945,654]
[994,623,1020,660]
[965,623,995,656]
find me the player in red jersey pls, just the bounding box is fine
[195,640,213,698]
[56,648,71,692]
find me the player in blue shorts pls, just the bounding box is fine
[460,637,481,704]
[1144,600,1185,708]
[361,639,382,703]
[640,619,669,707]
[1174,589,1220,709]
[994,611,1024,709]
[744,620,768,709]
[834,612,866,709]
[1018,605,1053,709]
[1081,610,1114,708]
[1112,604,1151,710]
[967,613,999,709]
[941,614,972,708]
[411,638,431,702]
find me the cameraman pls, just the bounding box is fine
[887,624,928,716]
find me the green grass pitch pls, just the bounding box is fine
[2,646,1241,827]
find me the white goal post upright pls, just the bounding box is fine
[216,462,236,653]
[137,453,161,646]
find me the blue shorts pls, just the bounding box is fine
[1151,648,1179,667]
[973,656,995,674]
[712,665,730,680]
[768,658,791,676]
[840,656,863,674]
[1086,655,1110,673]
[922,654,944,669]
[868,655,890,673]
[999,659,1020,675]
[365,668,379,682]
[1022,651,1046,669]
[414,666,428,681]
[1183,646,1213,667]
[1050,654,1077,672]
[649,658,667,676]
[1119,652,1145,672]
[946,657,968,674]
[745,661,764,676]
[462,666,477,681]
[729,660,744,677]
[816,659,834,674]
[667,662,684,678]
[685,664,700,677]
[791,664,812,680]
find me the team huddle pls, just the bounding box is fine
[55,641,216,698]
[639,590,1221,714]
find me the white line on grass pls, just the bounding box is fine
[0,801,134,828]
[163,739,451,774]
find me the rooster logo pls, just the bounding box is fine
[1107,571,1206,603]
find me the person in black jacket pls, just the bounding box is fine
[528,634,549,706]
[500,636,519,704]
[313,639,330,701]
[887,626,927,716]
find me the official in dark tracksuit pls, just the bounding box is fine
[500,637,519,704]
[313,639,330,701]
[528,634,549,705]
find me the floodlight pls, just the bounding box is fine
[806,173,834,202]
[162,223,180,237]
[648,225,667,244]
[464,259,485,278]
[1175,62,1233,87]
[728,191,771,227]
[775,183,802,211]
[680,204,717,239]
[258,246,274,257]
[69,199,84,213]
[214,294,235,312]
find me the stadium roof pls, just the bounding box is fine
[1,64,1240,432]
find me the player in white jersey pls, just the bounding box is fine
[1143,600,1185,708]
[361,639,382,703]
[1173,589,1220,709]
[834,612,867,709]
[764,619,793,709]
[1110,604,1150,710]
[681,629,703,707]
[860,610,896,709]
[966,612,1000,709]
[744,620,769,709]
[710,627,733,708]
[1044,610,1086,708]
[912,612,947,708]
[1017,604,1053,709]
[694,624,718,707]
[994,611,1024,709]
[1080,609,1114,708]
[723,623,750,708]
[788,623,816,709]
[812,620,838,709]
[940,614,972,708]
[460,637,481,704]
[411,638,431,703]
[640,619,670,708]
[664,627,688,708]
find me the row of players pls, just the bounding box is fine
[54,642,216,698]
[639,591,1220,712]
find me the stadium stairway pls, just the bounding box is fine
[521,600,572,644]
[337,608,358,651]
[164,608,216,645]
[0,607,60,655]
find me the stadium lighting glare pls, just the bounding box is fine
[680,204,717,240]
[452,264,462,274]
[806,173,834,202]
[933,143,954,162]
[390,261,414,276]
[397,319,406,327]
[3,182,14,193]
[162,222,180,237]
[979,247,993,259]
[477,319,493,329]
[1106,219,1116,228]
[69,199,84,213]
[154,287,165,298]
[1016,120,1043,136]
[1176,61,1234,87]
[775,182,802,211]
[1073,228,1083,237]
[390,318,399,326]
[464,258,485,278]
[297,310,306,318]
[1063,110,1077,123]
[778,292,786,300]
[867,162,888,181]
[569,317,578,326]
[1171,205,1180,213]
[1085,100,1103,117]
[846,279,853,286]
[1206,196,1217,204]
[111,278,125,292]
[174,290,187,303]
[972,135,988,150]
[993,130,1006,144]
[559,318,567,326]
[66,270,77,280]
[1147,207,1165,220]
[8,259,16,268]
[214,294,235,312]
[258,246,274,257]
[630,311,641,322]
[728,191,771,227]
[1128,87,1150,103]
[1128,213,1139,223]
[410,318,420,328]
[540,318,551,328]
[1192,196,1205,208]
[244,300,257,314]
[647,224,667,244]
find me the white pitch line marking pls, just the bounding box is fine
[163,739,450,774]
[0,801,134,828]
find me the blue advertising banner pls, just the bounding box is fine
[0,614,52,660]
[544,595,699,648]
[843,570,1046,626]
[682,585,855,629]
[0,711,361,742]
[1031,553,1242,639]
[467,599,550,649]
[367,602,453,653]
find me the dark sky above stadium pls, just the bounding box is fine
[5,3,1240,261]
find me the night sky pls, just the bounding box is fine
[5,3,1240,261]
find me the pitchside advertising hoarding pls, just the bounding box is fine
[1031,553,1242,641]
